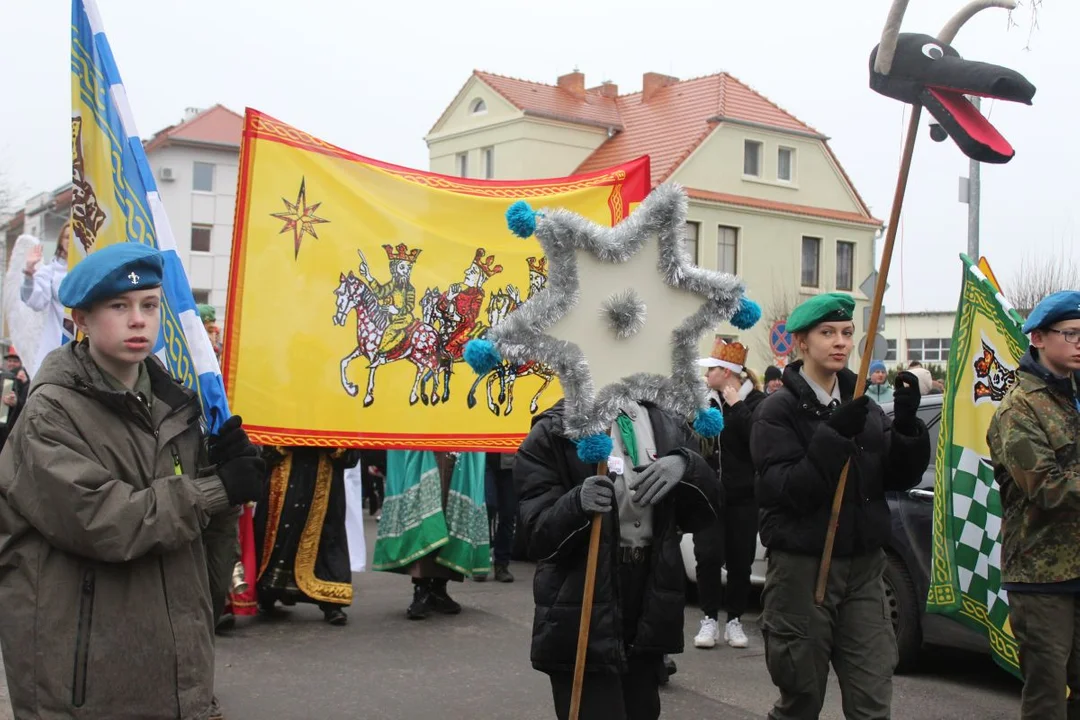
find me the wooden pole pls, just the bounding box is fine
[569,460,608,720]
[814,106,923,606]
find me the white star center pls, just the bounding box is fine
[545,236,706,391]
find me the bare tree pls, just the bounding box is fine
[1003,249,1080,317]
[1007,0,1044,50]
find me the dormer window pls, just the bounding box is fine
[470,98,487,115]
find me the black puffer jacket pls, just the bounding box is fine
[751,362,930,557]
[515,400,720,675]
[717,387,766,503]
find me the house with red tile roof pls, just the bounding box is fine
[1,105,243,342]
[141,104,243,315]
[427,70,884,367]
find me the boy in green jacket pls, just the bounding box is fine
[0,243,264,719]
[988,290,1080,720]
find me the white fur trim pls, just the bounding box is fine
[738,379,754,401]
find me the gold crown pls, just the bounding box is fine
[383,243,422,263]
[527,256,548,277]
[472,248,503,278]
[710,339,748,367]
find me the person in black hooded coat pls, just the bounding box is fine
[515,399,720,720]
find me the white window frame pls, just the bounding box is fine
[482,147,495,179]
[743,140,762,178]
[190,224,213,253]
[684,221,700,265]
[192,162,214,193]
[906,338,950,363]
[456,152,468,178]
[717,225,738,275]
[801,236,821,288]
[777,146,796,182]
[470,98,487,115]
[836,240,855,291]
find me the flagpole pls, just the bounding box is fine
[815,105,922,605]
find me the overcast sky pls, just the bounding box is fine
[1,0,1072,312]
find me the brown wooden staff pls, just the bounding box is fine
[569,460,607,720]
[814,105,922,605]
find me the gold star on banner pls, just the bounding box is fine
[271,178,329,258]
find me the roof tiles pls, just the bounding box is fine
[462,70,875,222]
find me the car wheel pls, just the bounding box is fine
[883,553,921,673]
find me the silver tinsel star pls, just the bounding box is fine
[481,183,757,441]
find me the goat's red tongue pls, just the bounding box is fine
[927,87,1013,157]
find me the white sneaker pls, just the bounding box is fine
[725,618,749,648]
[693,617,720,648]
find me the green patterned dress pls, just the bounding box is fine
[372,450,491,576]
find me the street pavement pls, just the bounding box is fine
[1,520,1021,719]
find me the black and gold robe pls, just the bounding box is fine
[254,447,359,608]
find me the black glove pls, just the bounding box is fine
[208,415,258,466]
[218,455,266,506]
[892,371,922,433]
[827,395,870,438]
[579,475,615,514]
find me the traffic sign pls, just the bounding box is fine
[862,305,886,332]
[859,271,890,299]
[858,334,888,361]
[770,320,794,356]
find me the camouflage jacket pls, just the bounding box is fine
[987,349,1080,584]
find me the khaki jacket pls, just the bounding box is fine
[988,350,1080,584]
[0,341,231,719]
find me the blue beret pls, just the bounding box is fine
[1022,291,1080,333]
[59,243,164,310]
[786,293,856,333]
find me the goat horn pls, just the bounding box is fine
[938,0,1016,45]
[874,0,912,76]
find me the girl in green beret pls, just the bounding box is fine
[749,292,930,719]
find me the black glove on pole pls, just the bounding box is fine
[891,371,922,434]
[208,415,259,466]
[826,395,870,438]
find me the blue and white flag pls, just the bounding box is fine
[71,0,230,431]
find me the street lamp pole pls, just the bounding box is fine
[967,97,981,259]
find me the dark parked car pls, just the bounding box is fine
[883,393,990,670]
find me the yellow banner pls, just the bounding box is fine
[225,110,650,451]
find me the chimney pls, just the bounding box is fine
[183,106,203,122]
[642,72,679,102]
[590,80,619,99]
[557,71,586,98]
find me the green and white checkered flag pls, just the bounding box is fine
[926,254,1027,679]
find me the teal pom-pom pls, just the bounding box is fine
[506,200,537,238]
[731,297,762,330]
[694,407,725,437]
[576,434,613,464]
[463,339,502,375]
